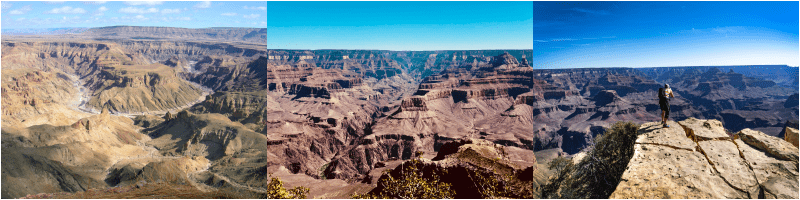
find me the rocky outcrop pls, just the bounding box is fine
[785,126,799,147]
[363,139,536,198]
[609,118,798,198]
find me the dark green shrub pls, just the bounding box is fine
[540,121,640,199]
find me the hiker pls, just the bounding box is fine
[658,84,674,128]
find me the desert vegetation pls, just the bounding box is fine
[541,121,640,198]
[351,159,455,199]
[266,175,310,199]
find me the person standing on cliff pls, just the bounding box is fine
[659,84,675,128]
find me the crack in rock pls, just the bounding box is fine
[679,122,762,198]
[635,142,695,152]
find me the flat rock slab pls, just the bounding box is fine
[678,118,729,140]
[737,128,798,163]
[735,139,799,199]
[697,140,759,196]
[636,121,696,150]
[610,144,746,199]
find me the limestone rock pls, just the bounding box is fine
[736,128,798,163]
[610,119,799,199]
[735,137,799,199]
[785,127,798,147]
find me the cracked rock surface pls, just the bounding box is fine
[610,118,798,199]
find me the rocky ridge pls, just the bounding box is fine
[4,26,268,44]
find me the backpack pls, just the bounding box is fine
[658,88,665,99]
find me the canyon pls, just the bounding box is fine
[266,48,797,198]
[2,26,269,198]
[1,26,797,198]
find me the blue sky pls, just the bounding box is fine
[267,1,534,50]
[531,1,799,68]
[1,1,267,29]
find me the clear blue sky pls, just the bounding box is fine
[1,1,267,29]
[531,1,799,68]
[267,1,534,50]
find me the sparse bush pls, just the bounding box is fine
[266,175,309,199]
[466,169,518,198]
[351,159,455,199]
[540,121,639,199]
[547,155,571,173]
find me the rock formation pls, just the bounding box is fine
[318,53,534,180]
[609,118,798,198]
[363,139,537,198]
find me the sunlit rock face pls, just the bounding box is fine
[610,119,797,199]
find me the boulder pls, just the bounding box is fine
[736,128,798,163]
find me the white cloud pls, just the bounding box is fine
[260,21,267,26]
[243,14,259,19]
[45,6,87,14]
[83,1,107,5]
[221,12,237,16]
[94,6,108,16]
[194,1,211,9]
[134,15,147,20]
[119,7,159,14]
[243,6,266,11]
[161,8,180,14]
[124,1,163,6]
[9,5,31,15]
[16,17,25,21]
[45,1,66,4]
